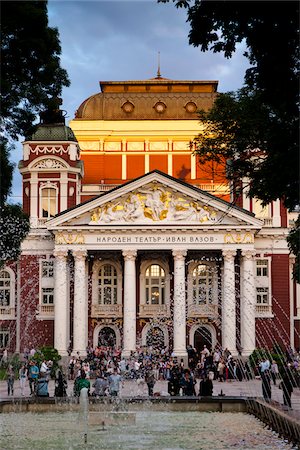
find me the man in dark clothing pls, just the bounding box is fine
[180,369,196,396]
[144,364,156,396]
[199,376,213,397]
[168,365,181,396]
[280,367,294,409]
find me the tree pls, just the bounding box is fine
[287,216,300,283]
[1,0,70,140]
[159,0,299,209]
[0,1,69,265]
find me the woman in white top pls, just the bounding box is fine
[19,364,28,396]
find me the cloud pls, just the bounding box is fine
[9,0,249,202]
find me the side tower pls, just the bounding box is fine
[19,108,83,227]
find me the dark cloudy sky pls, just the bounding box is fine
[10,0,250,202]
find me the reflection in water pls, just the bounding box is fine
[1,411,293,449]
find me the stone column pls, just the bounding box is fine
[241,250,256,356]
[73,249,87,356]
[122,250,137,357]
[53,248,69,356]
[222,249,237,354]
[172,249,188,358]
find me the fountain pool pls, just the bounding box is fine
[1,410,294,450]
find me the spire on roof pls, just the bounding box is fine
[156,51,161,79]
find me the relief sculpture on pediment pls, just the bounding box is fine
[89,184,217,224]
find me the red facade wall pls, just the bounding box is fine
[19,255,54,352]
[173,155,191,181]
[149,155,168,173]
[127,155,145,180]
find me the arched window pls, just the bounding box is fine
[98,264,117,305]
[41,187,57,218]
[192,264,212,305]
[145,264,165,305]
[0,271,11,306]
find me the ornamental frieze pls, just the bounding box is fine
[55,231,85,245]
[89,183,217,224]
[224,231,254,244]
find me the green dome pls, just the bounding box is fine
[29,123,77,142]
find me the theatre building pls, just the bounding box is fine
[1,76,299,358]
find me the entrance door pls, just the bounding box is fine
[146,326,164,349]
[194,326,212,353]
[98,327,116,347]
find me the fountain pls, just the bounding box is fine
[1,255,299,448]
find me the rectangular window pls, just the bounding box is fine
[42,260,54,278]
[256,287,269,304]
[0,331,9,348]
[42,288,54,304]
[256,259,268,277]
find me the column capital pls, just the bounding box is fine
[172,249,187,260]
[53,248,68,260]
[122,249,137,261]
[222,249,236,261]
[72,248,87,261]
[241,249,256,260]
[289,255,296,266]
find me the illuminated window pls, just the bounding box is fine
[98,264,117,305]
[41,187,57,218]
[0,330,9,348]
[256,259,268,277]
[42,288,54,304]
[256,287,269,304]
[42,260,54,278]
[0,271,11,307]
[192,264,212,305]
[145,264,165,305]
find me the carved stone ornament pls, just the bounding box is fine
[122,101,134,113]
[224,232,254,244]
[241,250,256,260]
[33,158,67,169]
[72,249,87,260]
[222,249,237,261]
[172,249,187,260]
[55,232,85,245]
[89,183,218,224]
[122,249,137,260]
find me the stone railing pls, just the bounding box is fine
[0,306,15,319]
[139,304,170,318]
[255,304,273,317]
[187,303,219,318]
[91,304,122,318]
[37,304,54,318]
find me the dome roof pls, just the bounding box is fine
[29,123,78,142]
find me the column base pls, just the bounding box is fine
[72,350,87,358]
[121,349,134,359]
[241,349,255,357]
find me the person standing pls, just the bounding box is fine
[6,365,15,396]
[144,364,156,396]
[180,369,196,396]
[108,367,123,397]
[199,375,213,397]
[280,366,294,409]
[260,358,271,402]
[28,360,39,395]
[19,364,28,396]
[270,360,279,386]
[74,369,91,397]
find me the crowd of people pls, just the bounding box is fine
[2,343,299,408]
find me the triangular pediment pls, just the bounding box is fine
[47,171,262,229]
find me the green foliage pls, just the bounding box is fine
[1,1,70,140]
[0,140,14,204]
[0,204,30,267]
[249,346,287,373]
[32,346,61,378]
[287,215,300,283]
[160,0,299,210]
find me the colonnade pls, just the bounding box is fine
[53,246,256,357]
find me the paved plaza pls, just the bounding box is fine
[1,377,299,422]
